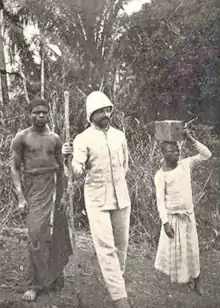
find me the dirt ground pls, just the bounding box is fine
[0,230,220,308]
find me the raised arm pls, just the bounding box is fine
[184,128,212,169]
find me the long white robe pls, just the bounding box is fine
[154,141,211,283]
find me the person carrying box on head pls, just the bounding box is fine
[154,120,211,296]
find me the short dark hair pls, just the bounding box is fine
[29,98,49,113]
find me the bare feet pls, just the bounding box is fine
[189,276,204,296]
[22,289,38,301]
[51,273,65,292]
[194,281,204,296]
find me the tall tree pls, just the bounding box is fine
[0,8,9,105]
[116,0,220,126]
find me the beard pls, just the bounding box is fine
[99,117,110,128]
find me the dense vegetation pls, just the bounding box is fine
[0,0,219,247]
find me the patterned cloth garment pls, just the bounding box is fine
[154,141,211,283]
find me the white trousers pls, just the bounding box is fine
[86,206,131,301]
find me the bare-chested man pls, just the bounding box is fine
[11,98,72,301]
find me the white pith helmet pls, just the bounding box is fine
[86,91,114,123]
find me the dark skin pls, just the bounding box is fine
[31,104,49,132]
[161,127,203,295]
[11,105,66,301]
[11,105,65,215]
[162,128,196,238]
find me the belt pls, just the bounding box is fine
[167,210,193,221]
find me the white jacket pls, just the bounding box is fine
[71,123,130,209]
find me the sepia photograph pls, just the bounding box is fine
[0,0,219,307]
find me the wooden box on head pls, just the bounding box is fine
[154,120,184,142]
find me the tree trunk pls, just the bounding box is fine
[0,10,9,105]
[40,40,45,99]
[19,70,30,104]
